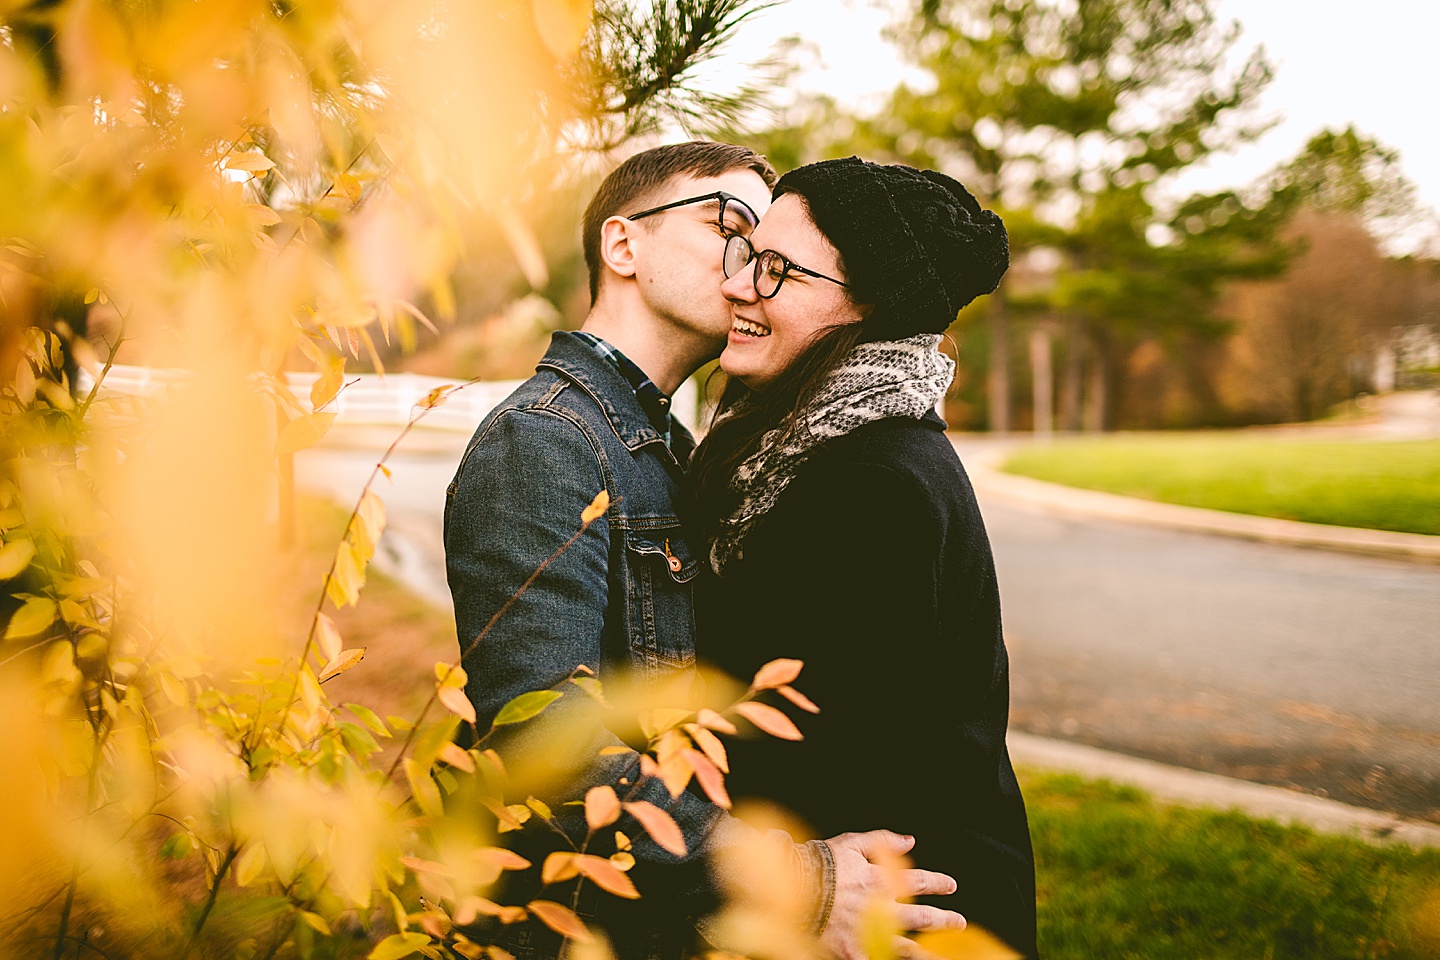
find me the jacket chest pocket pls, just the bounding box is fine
[623,524,698,670]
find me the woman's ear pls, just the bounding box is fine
[598,215,639,280]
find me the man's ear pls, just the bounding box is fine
[598,215,640,280]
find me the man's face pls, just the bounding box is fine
[627,170,773,352]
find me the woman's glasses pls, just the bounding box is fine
[722,234,850,299]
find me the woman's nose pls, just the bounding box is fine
[721,268,757,304]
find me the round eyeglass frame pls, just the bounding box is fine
[624,191,760,237]
[722,234,850,300]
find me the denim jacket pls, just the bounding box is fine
[443,331,721,956]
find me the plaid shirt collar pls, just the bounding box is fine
[571,331,673,446]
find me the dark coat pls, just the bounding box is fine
[693,413,1039,959]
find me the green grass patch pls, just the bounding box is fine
[1002,435,1440,535]
[1021,770,1440,959]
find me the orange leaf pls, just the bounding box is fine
[684,749,731,809]
[585,785,620,831]
[777,684,820,715]
[541,852,579,884]
[684,724,729,773]
[438,685,477,724]
[581,490,610,525]
[696,708,737,735]
[574,854,640,899]
[751,658,803,691]
[438,742,475,772]
[622,801,686,856]
[527,900,592,942]
[733,701,802,741]
[474,847,531,871]
[655,729,694,798]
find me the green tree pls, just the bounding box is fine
[864,0,1274,430]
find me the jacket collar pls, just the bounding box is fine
[537,331,697,457]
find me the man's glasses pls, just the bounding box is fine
[625,191,759,238]
[722,234,850,299]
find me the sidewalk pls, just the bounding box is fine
[956,442,1440,565]
[1010,733,1440,850]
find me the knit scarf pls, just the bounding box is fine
[708,333,954,574]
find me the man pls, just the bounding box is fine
[444,142,964,958]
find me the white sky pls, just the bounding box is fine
[721,0,1440,228]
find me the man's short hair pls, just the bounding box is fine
[583,141,778,302]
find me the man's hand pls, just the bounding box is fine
[820,830,965,960]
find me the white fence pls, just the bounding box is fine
[88,364,700,435]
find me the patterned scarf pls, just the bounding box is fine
[709,333,954,574]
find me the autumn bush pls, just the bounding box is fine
[0,1,867,957]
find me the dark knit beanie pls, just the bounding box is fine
[773,157,1009,338]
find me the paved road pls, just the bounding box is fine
[985,495,1440,822]
[297,431,1440,822]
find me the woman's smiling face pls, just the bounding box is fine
[718,193,864,391]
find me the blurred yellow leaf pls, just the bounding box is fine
[574,854,639,899]
[913,927,1022,960]
[581,490,609,524]
[527,795,553,820]
[483,798,531,832]
[654,728,694,798]
[5,596,56,639]
[585,785,620,831]
[314,612,342,662]
[367,932,431,960]
[41,640,79,685]
[404,758,444,818]
[327,540,365,607]
[622,800,685,856]
[751,658,803,691]
[318,647,366,682]
[527,900,592,943]
[598,745,631,756]
[300,911,332,936]
[435,661,468,689]
[276,411,337,455]
[734,702,803,741]
[226,151,276,173]
[357,489,386,548]
[0,538,36,579]
[311,356,345,410]
[476,846,531,872]
[493,689,562,726]
[234,843,267,887]
[336,172,363,202]
[609,851,635,872]
[542,851,579,884]
[531,0,595,60]
[245,203,282,226]
[437,685,476,724]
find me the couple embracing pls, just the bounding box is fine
[443,142,1037,960]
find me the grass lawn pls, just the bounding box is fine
[1002,435,1440,536]
[1021,770,1440,959]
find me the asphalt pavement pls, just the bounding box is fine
[981,483,1440,823]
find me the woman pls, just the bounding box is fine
[688,157,1038,958]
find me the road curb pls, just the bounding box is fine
[958,443,1440,565]
[1008,732,1440,849]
